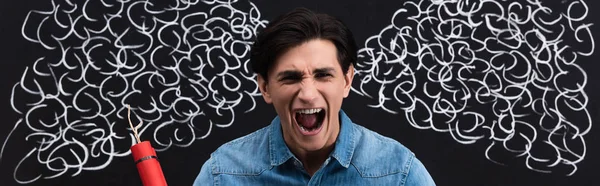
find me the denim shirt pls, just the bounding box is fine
[193,111,435,186]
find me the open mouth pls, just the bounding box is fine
[294,108,326,135]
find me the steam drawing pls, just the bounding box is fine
[3,0,266,184]
[0,0,595,184]
[352,0,593,176]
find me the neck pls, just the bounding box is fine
[292,143,335,176]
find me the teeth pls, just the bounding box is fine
[296,108,322,114]
[299,125,308,132]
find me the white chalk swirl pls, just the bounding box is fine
[2,0,267,184]
[353,0,593,176]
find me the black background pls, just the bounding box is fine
[1,0,598,185]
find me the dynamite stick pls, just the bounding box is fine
[128,105,168,186]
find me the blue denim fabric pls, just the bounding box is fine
[193,111,435,186]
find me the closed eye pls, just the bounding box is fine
[315,73,332,78]
[314,68,335,79]
[281,75,302,81]
[277,70,303,83]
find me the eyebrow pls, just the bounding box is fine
[276,67,336,78]
[276,70,303,79]
[314,67,335,74]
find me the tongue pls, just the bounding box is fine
[297,114,318,129]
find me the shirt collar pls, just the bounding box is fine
[269,115,294,166]
[330,110,356,168]
[268,110,356,168]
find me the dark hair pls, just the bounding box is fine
[250,7,357,82]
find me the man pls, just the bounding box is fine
[194,7,435,185]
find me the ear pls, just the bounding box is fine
[343,64,355,98]
[257,75,273,104]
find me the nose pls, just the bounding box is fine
[297,79,318,103]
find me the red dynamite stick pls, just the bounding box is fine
[131,141,168,186]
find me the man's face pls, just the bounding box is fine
[258,39,354,152]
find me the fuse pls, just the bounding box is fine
[128,105,168,186]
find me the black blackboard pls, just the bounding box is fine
[1,0,598,185]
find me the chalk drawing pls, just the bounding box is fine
[353,0,593,176]
[3,0,267,183]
